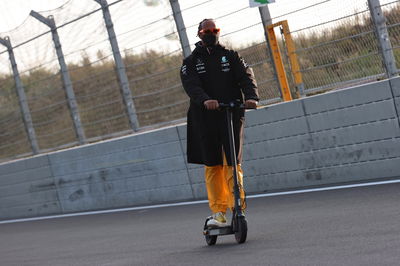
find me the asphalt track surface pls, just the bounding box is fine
[1,182,400,266]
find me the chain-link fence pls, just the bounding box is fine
[1,0,399,162]
[291,0,390,93]
[384,1,400,69]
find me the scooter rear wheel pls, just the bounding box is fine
[205,234,217,245]
[234,216,247,244]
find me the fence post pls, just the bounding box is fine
[30,10,86,144]
[280,20,305,98]
[169,0,191,58]
[368,0,398,78]
[0,37,40,154]
[266,24,293,102]
[258,6,285,99]
[94,0,139,131]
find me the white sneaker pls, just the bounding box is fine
[206,212,228,228]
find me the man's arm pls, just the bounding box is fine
[180,57,210,107]
[231,51,259,103]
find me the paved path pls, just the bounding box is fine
[1,183,400,265]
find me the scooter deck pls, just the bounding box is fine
[203,226,233,236]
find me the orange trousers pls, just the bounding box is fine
[204,154,246,214]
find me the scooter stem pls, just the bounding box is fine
[225,106,243,217]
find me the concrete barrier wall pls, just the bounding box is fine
[1,78,400,220]
[242,79,400,192]
[49,127,193,213]
[0,155,62,219]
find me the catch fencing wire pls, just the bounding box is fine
[0,13,78,155]
[0,54,31,161]
[288,0,385,93]
[112,0,188,128]
[1,0,400,163]
[382,0,400,72]
[16,33,77,151]
[0,0,126,161]
[50,0,132,141]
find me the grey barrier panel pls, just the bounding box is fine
[390,77,400,97]
[0,177,55,198]
[389,77,400,127]
[48,126,193,212]
[0,155,62,219]
[176,124,206,199]
[309,119,400,149]
[244,157,400,193]
[302,80,397,153]
[300,79,400,182]
[0,188,58,210]
[245,100,304,127]
[94,0,139,131]
[242,103,310,181]
[301,80,393,114]
[244,102,309,185]
[244,134,312,161]
[50,141,182,176]
[305,101,396,132]
[175,125,195,199]
[1,201,61,220]
[0,155,51,183]
[244,117,309,143]
[30,11,86,145]
[48,127,179,165]
[298,139,400,169]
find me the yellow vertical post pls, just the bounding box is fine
[281,20,305,98]
[267,25,292,101]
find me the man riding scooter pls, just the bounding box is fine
[180,18,259,228]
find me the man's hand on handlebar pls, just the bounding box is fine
[245,99,258,109]
[204,99,258,110]
[204,100,219,110]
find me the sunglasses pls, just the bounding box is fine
[199,28,220,35]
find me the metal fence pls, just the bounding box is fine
[0,0,399,162]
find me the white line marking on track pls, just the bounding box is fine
[1,179,400,225]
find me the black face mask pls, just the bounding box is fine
[202,34,219,47]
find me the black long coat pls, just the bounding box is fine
[180,42,259,166]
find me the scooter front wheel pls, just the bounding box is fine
[234,216,247,244]
[205,234,217,245]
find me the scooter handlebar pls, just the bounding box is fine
[218,102,257,110]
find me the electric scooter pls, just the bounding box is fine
[203,101,254,245]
